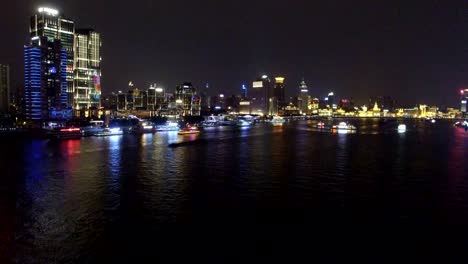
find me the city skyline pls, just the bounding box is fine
[1,0,467,107]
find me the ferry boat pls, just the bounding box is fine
[270,116,286,125]
[155,121,180,132]
[178,125,200,135]
[397,124,407,133]
[95,127,124,137]
[317,121,325,129]
[81,120,105,136]
[45,127,82,139]
[454,121,468,131]
[133,121,155,134]
[333,122,357,131]
[236,119,252,127]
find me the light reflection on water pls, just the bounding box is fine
[0,119,467,262]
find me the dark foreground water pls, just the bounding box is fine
[0,119,467,263]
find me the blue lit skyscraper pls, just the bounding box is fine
[242,84,247,99]
[24,37,68,120]
[30,7,75,106]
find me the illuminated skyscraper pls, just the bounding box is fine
[298,79,309,114]
[30,7,75,106]
[0,64,10,113]
[24,37,68,120]
[251,75,272,115]
[274,77,285,108]
[461,89,468,115]
[242,84,247,99]
[73,29,102,116]
[175,82,199,115]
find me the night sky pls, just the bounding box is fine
[1,0,467,106]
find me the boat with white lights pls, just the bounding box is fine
[81,120,105,136]
[155,121,180,132]
[236,119,252,127]
[317,121,325,129]
[397,124,407,133]
[333,122,357,131]
[270,116,286,125]
[95,127,124,137]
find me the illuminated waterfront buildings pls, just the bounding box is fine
[30,7,75,105]
[24,36,68,120]
[0,64,10,114]
[73,29,102,117]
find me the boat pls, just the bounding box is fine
[236,119,251,127]
[397,124,407,133]
[454,121,468,131]
[198,120,219,127]
[45,127,82,139]
[178,125,200,135]
[81,120,105,136]
[317,121,325,129]
[426,118,436,124]
[155,121,180,132]
[333,122,357,131]
[133,121,155,134]
[270,116,286,125]
[95,127,124,137]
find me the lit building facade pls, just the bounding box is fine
[73,29,102,116]
[24,37,68,120]
[251,75,272,115]
[175,82,199,115]
[30,7,75,106]
[298,79,308,114]
[461,89,468,115]
[274,77,285,109]
[0,64,10,114]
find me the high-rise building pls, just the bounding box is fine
[73,29,102,116]
[241,84,247,99]
[274,77,285,108]
[326,92,336,109]
[251,75,272,115]
[175,82,197,115]
[461,89,468,115]
[24,37,68,120]
[30,7,75,106]
[0,64,10,113]
[298,79,309,114]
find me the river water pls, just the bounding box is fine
[0,119,467,263]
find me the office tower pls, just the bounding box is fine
[73,29,102,116]
[30,7,75,106]
[461,89,468,114]
[24,37,68,120]
[298,79,308,114]
[274,77,285,108]
[251,75,272,115]
[175,82,196,115]
[0,64,10,113]
[242,84,247,99]
[117,91,126,111]
[200,83,210,112]
[326,92,335,109]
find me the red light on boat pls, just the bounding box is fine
[60,128,80,132]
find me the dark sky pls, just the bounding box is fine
[1,0,467,106]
